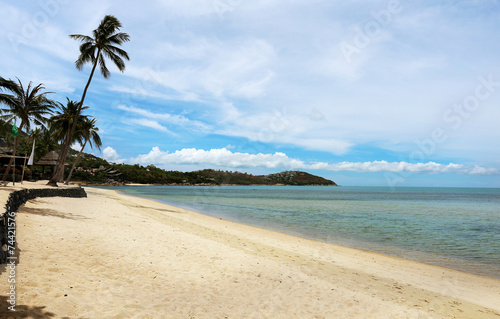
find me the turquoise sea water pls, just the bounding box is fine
[104,186,500,279]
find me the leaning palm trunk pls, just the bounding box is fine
[64,139,87,185]
[47,52,99,187]
[55,131,73,182]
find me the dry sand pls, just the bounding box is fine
[1,181,500,318]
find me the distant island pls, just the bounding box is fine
[70,153,338,186]
[187,169,338,186]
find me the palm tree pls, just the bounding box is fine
[50,99,89,144]
[65,117,102,184]
[48,15,130,186]
[0,77,55,183]
[48,99,88,182]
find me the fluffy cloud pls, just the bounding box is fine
[117,105,211,132]
[132,147,306,169]
[127,118,174,134]
[317,161,498,175]
[103,147,124,163]
[130,147,499,175]
[124,37,276,101]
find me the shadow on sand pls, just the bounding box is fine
[0,294,56,319]
[19,206,88,220]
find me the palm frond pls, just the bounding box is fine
[105,44,130,60]
[0,94,17,111]
[107,32,131,46]
[90,129,102,150]
[98,55,111,78]
[76,43,96,70]
[102,47,127,72]
[0,77,19,93]
[69,34,94,43]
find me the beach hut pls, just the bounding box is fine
[34,151,66,178]
[35,150,61,166]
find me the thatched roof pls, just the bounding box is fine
[35,151,64,166]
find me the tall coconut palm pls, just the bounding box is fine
[48,15,130,186]
[0,77,55,183]
[65,117,101,184]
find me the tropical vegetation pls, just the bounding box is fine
[0,79,102,184]
[0,77,56,182]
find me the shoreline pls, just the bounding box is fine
[82,182,340,187]
[106,184,500,280]
[90,183,500,189]
[1,184,500,317]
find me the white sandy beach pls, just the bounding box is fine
[1,181,500,318]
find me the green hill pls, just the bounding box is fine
[193,169,337,186]
[69,153,338,186]
[264,170,338,186]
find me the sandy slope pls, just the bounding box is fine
[0,183,499,318]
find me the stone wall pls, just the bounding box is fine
[0,187,87,263]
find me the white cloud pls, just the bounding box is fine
[125,37,276,100]
[103,146,124,163]
[130,147,499,175]
[127,119,174,134]
[283,137,353,155]
[316,161,498,175]
[109,84,199,103]
[71,142,82,152]
[154,0,217,18]
[131,147,306,169]
[117,104,211,132]
[216,111,354,155]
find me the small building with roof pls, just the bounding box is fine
[34,151,67,178]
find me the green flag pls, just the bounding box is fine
[12,123,19,137]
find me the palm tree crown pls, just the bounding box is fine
[69,15,130,79]
[77,117,102,151]
[64,116,101,184]
[49,98,89,143]
[0,77,55,130]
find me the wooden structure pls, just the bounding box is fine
[0,137,28,181]
[34,151,67,178]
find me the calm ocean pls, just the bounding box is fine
[105,186,500,279]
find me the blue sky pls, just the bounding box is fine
[1,0,500,187]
